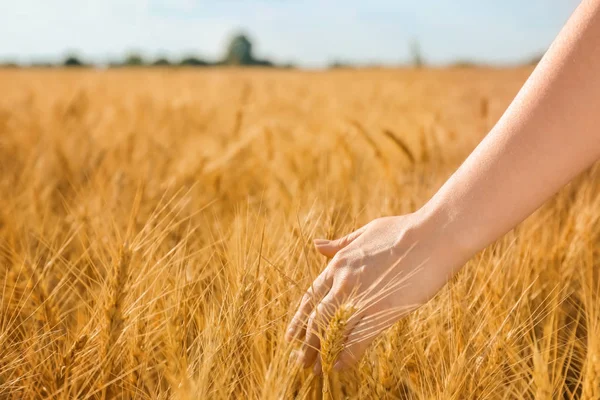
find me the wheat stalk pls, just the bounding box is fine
[1,67,596,399]
[320,305,355,400]
[101,244,132,400]
[382,128,415,164]
[56,334,88,398]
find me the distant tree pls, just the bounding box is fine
[450,60,478,68]
[329,60,351,69]
[225,33,254,65]
[152,57,171,66]
[30,61,54,68]
[180,56,209,66]
[124,53,144,66]
[64,55,84,67]
[250,58,274,67]
[410,39,424,68]
[0,60,19,68]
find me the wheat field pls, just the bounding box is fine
[1,67,600,399]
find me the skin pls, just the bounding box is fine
[285,0,600,373]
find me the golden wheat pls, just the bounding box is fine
[0,67,598,399]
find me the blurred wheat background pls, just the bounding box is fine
[1,67,600,399]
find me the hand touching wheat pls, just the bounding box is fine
[286,0,600,373]
[285,212,470,372]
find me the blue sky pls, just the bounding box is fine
[1,0,580,67]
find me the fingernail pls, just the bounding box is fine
[296,352,305,366]
[333,361,344,371]
[285,327,295,341]
[314,239,329,246]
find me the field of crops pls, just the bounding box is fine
[1,67,600,399]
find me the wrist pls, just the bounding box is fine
[413,200,479,265]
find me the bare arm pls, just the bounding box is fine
[425,0,600,259]
[286,0,600,373]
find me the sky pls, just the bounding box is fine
[0,0,580,67]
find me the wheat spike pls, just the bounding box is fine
[382,128,415,164]
[320,305,355,400]
[101,244,132,400]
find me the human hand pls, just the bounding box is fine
[285,210,470,373]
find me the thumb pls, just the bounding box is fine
[313,225,368,258]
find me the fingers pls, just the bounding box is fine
[298,292,338,368]
[285,268,333,342]
[313,354,322,375]
[314,224,368,258]
[333,315,380,372]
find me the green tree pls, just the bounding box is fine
[225,34,254,65]
[64,55,84,67]
[152,57,171,66]
[124,53,144,66]
[180,56,208,66]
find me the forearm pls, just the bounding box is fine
[421,0,600,259]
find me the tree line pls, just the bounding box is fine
[1,32,544,69]
[2,34,294,68]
